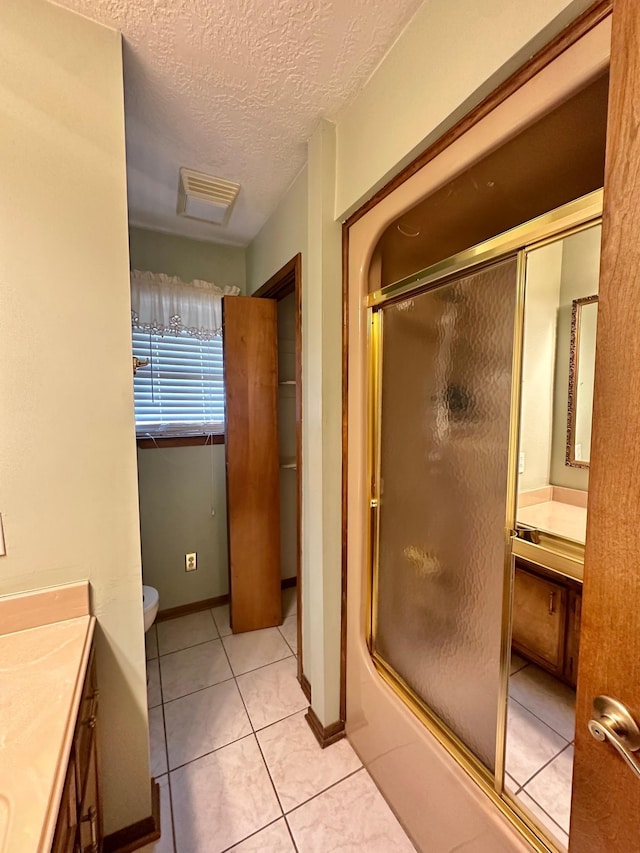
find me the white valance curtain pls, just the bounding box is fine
[130,269,240,339]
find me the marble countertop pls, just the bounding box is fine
[0,608,94,852]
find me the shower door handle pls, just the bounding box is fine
[588,695,640,780]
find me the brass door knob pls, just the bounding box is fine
[588,695,640,780]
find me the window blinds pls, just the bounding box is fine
[132,330,225,438]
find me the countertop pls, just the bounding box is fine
[517,500,587,545]
[0,584,93,853]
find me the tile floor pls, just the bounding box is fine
[505,653,577,849]
[142,588,415,853]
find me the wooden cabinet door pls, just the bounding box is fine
[512,567,566,673]
[51,755,78,853]
[78,737,100,853]
[223,296,282,633]
[565,589,582,688]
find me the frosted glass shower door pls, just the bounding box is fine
[372,258,518,771]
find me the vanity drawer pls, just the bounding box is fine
[78,737,100,853]
[74,650,98,799]
[51,640,102,853]
[51,753,78,853]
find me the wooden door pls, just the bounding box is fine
[570,1,640,848]
[223,296,282,633]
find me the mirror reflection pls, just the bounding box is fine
[506,223,601,849]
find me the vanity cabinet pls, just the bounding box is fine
[51,648,101,853]
[512,558,582,687]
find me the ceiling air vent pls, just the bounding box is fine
[177,168,240,226]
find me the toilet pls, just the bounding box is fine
[143,585,159,632]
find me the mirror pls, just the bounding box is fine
[566,296,598,467]
[515,224,601,545]
[507,223,601,850]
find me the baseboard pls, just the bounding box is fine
[300,673,312,703]
[157,578,297,622]
[305,707,345,749]
[157,595,228,622]
[103,778,160,853]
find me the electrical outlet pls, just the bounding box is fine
[518,451,525,474]
[185,552,197,572]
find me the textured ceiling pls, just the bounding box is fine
[54,0,423,246]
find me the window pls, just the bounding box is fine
[129,268,240,441]
[132,330,224,438]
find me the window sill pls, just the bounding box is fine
[137,435,225,449]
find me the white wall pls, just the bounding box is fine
[334,0,596,219]
[520,241,563,492]
[305,120,343,726]
[0,0,149,833]
[130,227,246,610]
[246,127,343,726]
[246,167,308,293]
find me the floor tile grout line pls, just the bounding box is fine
[219,816,289,853]
[283,813,301,853]
[509,660,529,677]
[284,815,299,853]
[508,693,574,743]
[231,651,296,679]
[158,634,224,660]
[513,785,571,841]
[150,592,317,851]
[517,740,574,794]
[283,766,365,818]
[154,644,178,853]
[253,704,310,735]
[276,625,297,657]
[157,634,221,658]
[159,647,294,694]
[218,632,290,835]
[161,672,236,706]
[168,731,258,775]
[158,654,301,709]
[153,663,304,769]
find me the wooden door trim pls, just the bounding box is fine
[340,0,612,785]
[570,0,640,847]
[254,254,305,688]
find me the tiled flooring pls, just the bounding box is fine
[142,588,415,853]
[505,653,576,849]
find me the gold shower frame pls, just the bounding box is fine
[365,189,603,853]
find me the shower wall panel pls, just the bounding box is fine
[373,257,518,770]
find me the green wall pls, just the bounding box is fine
[130,227,246,610]
[129,226,246,289]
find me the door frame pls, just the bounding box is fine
[341,3,613,850]
[253,254,308,696]
[571,0,640,848]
